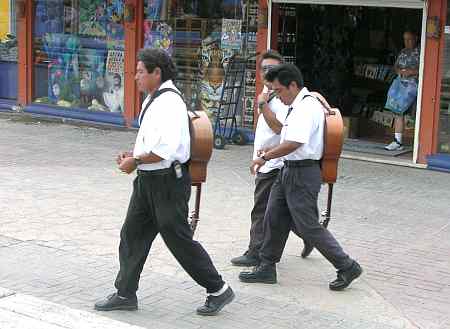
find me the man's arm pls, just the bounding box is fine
[251,141,301,174]
[135,152,164,164]
[259,103,283,134]
[262,141,301,160]
[257,92,282,134]
[118,152,165,174]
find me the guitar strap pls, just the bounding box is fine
[138,88,196,162]
[299,94,333,167]
[139,88,184,126]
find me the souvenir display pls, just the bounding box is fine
[29,0,251,122]
[106,22,125,50]
[79,0,108,37]
[143,20,173,56]
[199,39,225,120]
[221,19,242,52]
[33,0,125,112]
[0,2,18,100]
[34,0,64,36]
[0,34,18,62]
[103,50,124,112]
[146,0,164,20]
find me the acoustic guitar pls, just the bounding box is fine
[188,110,213,183]
[187,110,214,232]
[321,108,344,184]
[308,92,344,184]
[309,92,344,228]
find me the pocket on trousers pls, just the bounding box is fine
[292,167,321,195]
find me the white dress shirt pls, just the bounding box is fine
[281,87,324,161]
[253,88,288,173]
[133,80,190,171]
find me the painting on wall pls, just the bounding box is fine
[79,0,124,37]
[143,20,173,56]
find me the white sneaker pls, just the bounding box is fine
[384,140,404,151]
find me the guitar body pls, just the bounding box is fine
[188,110,213,183]
[321,108,344,183]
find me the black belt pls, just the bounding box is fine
[284,160,319,168]
[137,163,189,176]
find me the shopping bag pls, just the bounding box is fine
[385,76,418,114]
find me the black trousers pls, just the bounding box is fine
[114,167,224,297]
[248,169,306,256]
[259,163,353,271]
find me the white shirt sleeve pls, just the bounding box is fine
[284,97,318,145]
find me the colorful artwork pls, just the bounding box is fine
[106,22,125,50]
[143,20,173,56]
[106,50,124,75]
[79,0,124,37]
[146,0,164,20]
[79,0,107,37]
[34,0,64,37]
[42,33,81,106]
[221,19,242,51]
[106,0,124,24]
[199,39,225,119]
[103,50,124,112]
[63,5,78,34]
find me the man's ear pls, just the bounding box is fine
[288,81,297,91]
[153,67,162,77]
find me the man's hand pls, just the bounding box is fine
[118,157,137,174]
[401,68,417,77]
[257,92,270,110]
[250,157,266,175]
[257,148,270,157]
[116,151,133,165]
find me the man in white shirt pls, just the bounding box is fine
[231,51,313,267]
[239,64,362,291]
[94,49,234,316]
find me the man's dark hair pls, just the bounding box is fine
[403,29,417,36]
[259,50,284,65]
[137,48,177,82]
[265,63,304,89]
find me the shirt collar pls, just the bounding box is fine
[158,80,176,91]
[291,87,310,109]
[140,80,177,120]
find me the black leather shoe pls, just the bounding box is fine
[197,286,235,316]
[301,241,314,258]
[94,293,138,311]
[231,251,259,267]
[239,263,277,284]
[329,261,363,291]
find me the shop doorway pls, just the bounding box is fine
[271,3,424,160]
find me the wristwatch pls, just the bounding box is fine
[133,156,143,166]
[260,154,268,161]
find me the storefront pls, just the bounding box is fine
[427,0,450,170]
[3,0,450,169]
[0,0,18,109]
[255,0,450,168]
[265,0,426,163]
[2,0,258,128]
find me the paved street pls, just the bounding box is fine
[0,115,449,329]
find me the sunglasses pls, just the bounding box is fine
[261,64,277,73]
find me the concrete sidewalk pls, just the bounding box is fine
[0,288,144,329]
[1,116,449,328]
[0,276,413,329]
